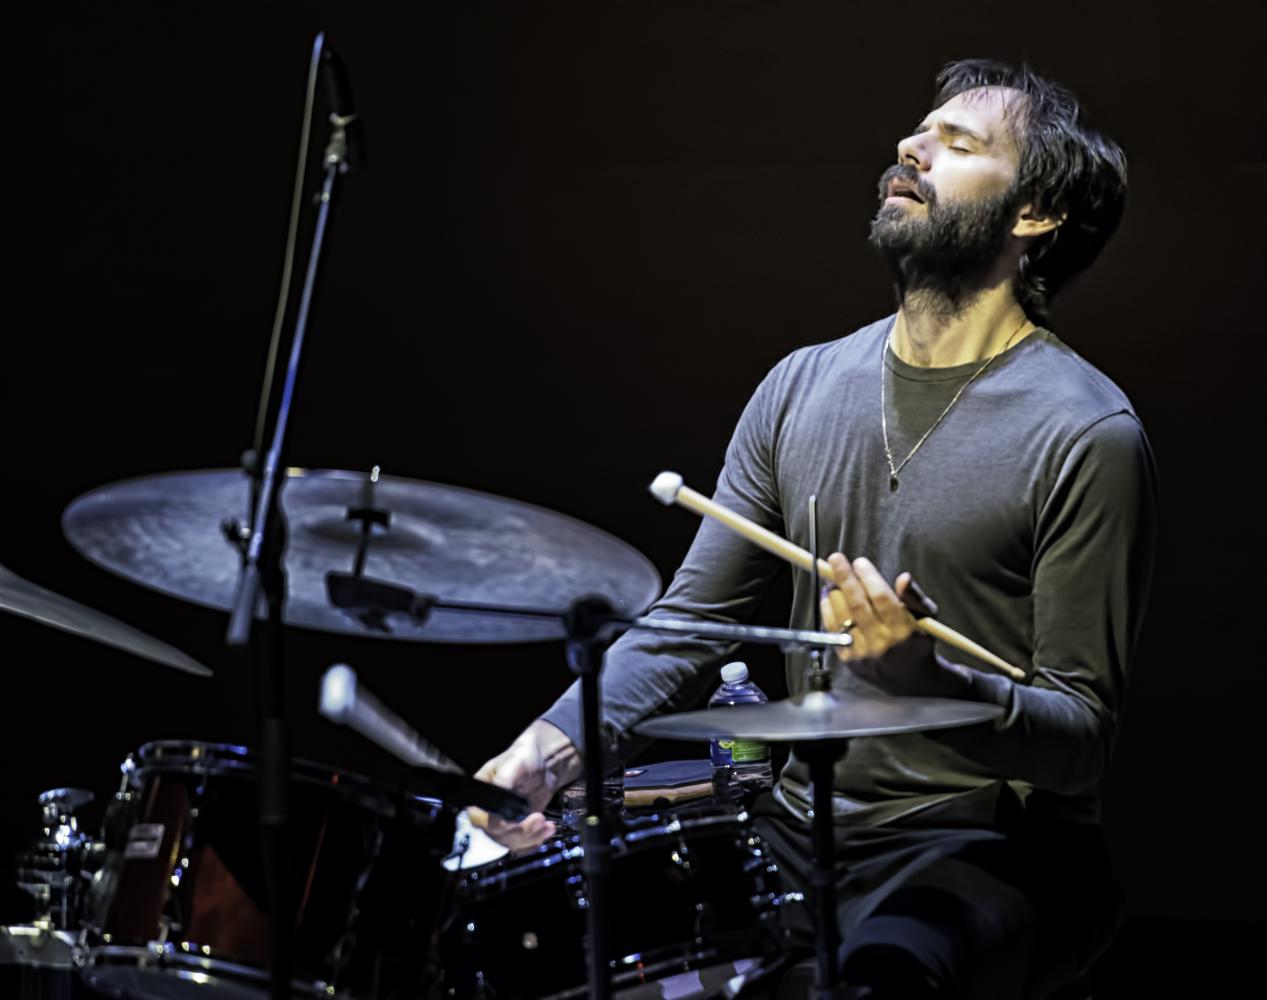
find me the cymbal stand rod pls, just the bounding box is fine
[797,740,848,999]
[322,577,854,651]
[563,597,616,1000]
[806,500,848,994]
[807,494,831,693]
[346,466,389,579]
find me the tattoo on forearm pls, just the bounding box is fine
[543,743,580,784]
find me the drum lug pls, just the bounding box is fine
[669,837,693,872]
[567,872,588,910]
[755,889,805,911]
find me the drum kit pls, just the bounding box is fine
[3,32,1006,1000]
[2,466,1003,1000]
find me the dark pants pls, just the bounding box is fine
[750,792,1125,999]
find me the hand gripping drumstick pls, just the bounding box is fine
[649,472,1026,681]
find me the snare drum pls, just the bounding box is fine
[80,740,456,1000]
[438,806,783,999]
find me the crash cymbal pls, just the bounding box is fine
[635,689,1002,742]
[0,563,212,677]
[62,468,662,643]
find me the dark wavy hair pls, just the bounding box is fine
[932,59,1127,324]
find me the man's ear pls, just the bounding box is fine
[1012,204,1065,239]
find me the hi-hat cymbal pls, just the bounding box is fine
[0,563,211,677]
[62,468,662,643]
[636,689,1002,742]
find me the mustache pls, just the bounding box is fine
[877,164,936,206]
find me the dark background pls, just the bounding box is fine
[3,2,1263,993]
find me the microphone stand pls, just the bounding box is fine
[225,33,359,1000]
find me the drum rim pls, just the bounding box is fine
[130,739,445,819]
[463,807,761,889]
[82,942,334,998]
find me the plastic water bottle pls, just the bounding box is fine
[708,662,773,789]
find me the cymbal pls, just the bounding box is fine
[62,468,662,643]
[635,689,1003,742]
[0,563,212,677]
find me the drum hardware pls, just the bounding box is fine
[63,469,663,645]
[319,588,854,1000]
[0,926,80,1000]
[637,694,1002,1000]
[76,741,456,1000]
[14,788,104,933]
[3,789,107,1000]
[0,563,211,677]
[439,806,788,1000]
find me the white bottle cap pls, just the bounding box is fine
[720,662,750,684]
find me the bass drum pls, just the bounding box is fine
[438,805,785,999]
[80,740,456,1000]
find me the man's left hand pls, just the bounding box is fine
[819,553,970,700]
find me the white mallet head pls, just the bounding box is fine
[649,471,684,505]
[319,664,358,723]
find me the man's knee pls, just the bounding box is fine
[842,942,951,999]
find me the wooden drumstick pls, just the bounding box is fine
[649,471,1027,681]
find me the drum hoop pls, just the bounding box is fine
[620,809,752,848]
[130,740,444,820]
[464,808,760,890]
[83,943,333,998]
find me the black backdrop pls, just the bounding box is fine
[3,0,1263,943]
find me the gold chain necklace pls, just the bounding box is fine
[880,319,1028,491]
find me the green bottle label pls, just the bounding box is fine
[729,739,769,763]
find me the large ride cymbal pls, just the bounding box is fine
[636,689,1002,742]
[62,468,662,643]
[0,563,212,676]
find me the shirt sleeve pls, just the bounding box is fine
[935,411,1158,796]
[538,359,790,761]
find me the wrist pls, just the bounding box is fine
[526,719,582,788]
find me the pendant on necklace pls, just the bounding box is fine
[889,475,899,492]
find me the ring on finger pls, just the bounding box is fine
[838,618,856,632]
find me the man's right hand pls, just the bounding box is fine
[468,718,582,852]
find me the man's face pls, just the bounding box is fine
[869,87,1027,300]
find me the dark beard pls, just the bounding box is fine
[868,164,1019,321]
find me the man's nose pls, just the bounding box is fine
[897,133,929,170]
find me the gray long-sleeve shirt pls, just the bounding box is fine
[541,316,1157,826]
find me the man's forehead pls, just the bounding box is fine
[921,87,1025,147]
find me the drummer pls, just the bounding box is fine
[472,58,1155,999]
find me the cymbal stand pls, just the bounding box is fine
[319,579,855,999]
[225,32,360,1000]
[791,736,849,1000]
[801,494,846,998]
[563,596,619,1000]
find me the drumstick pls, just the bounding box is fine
[320,666,530,821]
[649,472,1027,681]
[320,664,465,773]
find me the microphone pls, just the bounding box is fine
[319,43,366,170]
